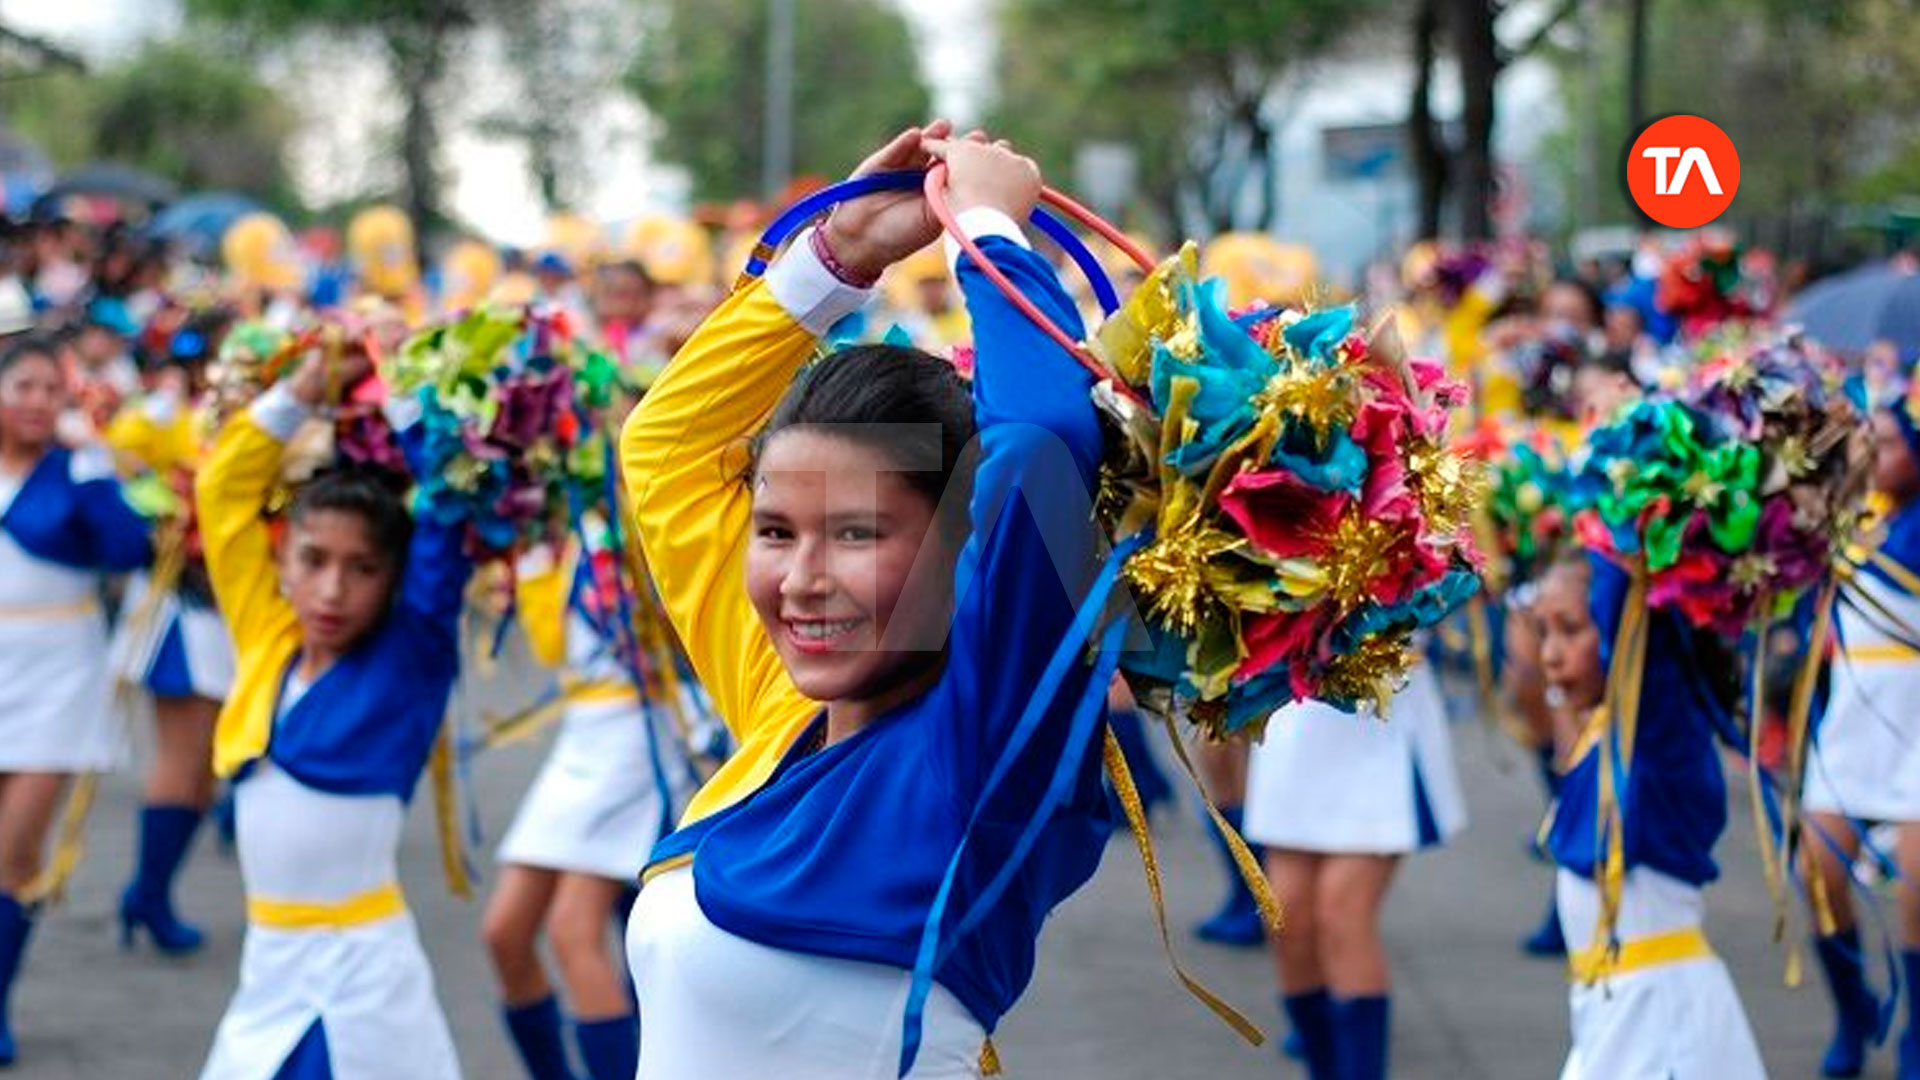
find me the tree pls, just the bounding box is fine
[986,0,1387,238]
[624,0,930,203]
[1,40,298,206]
[185,0,481,237]
[1407,0,1579,240]
[1540,0,1920,232]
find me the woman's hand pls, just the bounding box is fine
[284,340,374,409]
[819,120,956,281]
[926,138,1042,223]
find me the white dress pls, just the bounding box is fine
[626,866,987,1079]
[1556,867,1767,1080]
[1243,660,1468,853]
[497,609,697,880]
[110,569,238,701]
[199,676,461,1080]
[1803,570,1920,821]
[0,470,128,773]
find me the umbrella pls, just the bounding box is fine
[33,163,178,215]
[148,192,264,259]
[0,127,53,217]
[1787,260,1920,355]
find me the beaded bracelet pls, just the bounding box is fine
[808,220,880,289]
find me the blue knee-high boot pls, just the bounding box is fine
[1816,929,1883,1078]
[0,896,35,1066]
[1521,889,1566,957]
[1194,806,1265,947]
[119,804,206,954]
[1899,950,1920,1080]
[1329,994,1389,1080]
[1281,990,1336,1080]
[504,995,577,1080]
[574,1013,639,1080]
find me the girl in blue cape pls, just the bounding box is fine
[195,346,470,1080]
[620,127,1120,1078]
[0,332,153,1065]
[1801,398,1920,1080]
[1536,549,1765,1080]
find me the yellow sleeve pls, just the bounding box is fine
[620,277,824,823]
[104,405,194,477]
[196,402,303,778]
[514,545,572,669]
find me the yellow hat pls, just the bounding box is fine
[440,239,501,312]
[1201,232,1319,309]
[347,205,418,299]
[221,213,304,293]
[489,270,538,308]
[545,213,605,274]
[882,243,950,312]
[1400,240,1441,291]
[720,232,761,288]
[625,216,714,288]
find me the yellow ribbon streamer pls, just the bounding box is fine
[428,725,473,900]
[1587,570,1649,980]
[1105,725,1268,1048]
[19,774,98,907]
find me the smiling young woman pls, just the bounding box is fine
[619,125,1119,1078]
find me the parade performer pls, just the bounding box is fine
[482,521,697,1080]
[0,332,153,1065]
[194,345,468,1080]
[104,320,242,955]
[1801,394,1920,1080]
[621,126,1124,1078]
[1536,550,1767,1080]
[1244,655,1467,1080]
[1543,338,1865,1080]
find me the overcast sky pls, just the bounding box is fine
[1,0,994,244]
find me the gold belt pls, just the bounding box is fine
[248,882,406,930]
[1568,926,1712,983]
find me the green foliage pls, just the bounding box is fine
[1545,0,1920,227]
[625,0,931,202]
[984,0,1388,235]
[1,40,298,207]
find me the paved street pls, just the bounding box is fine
[13,710,1829,1079]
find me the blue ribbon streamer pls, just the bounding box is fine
[897,529,1147,1076]
[738,170,1124,317]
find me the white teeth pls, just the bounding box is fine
[791,619,860,641]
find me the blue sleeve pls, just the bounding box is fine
[394,420,473,639]
[1875,502,1920,580]
[74,476,154,572]
[941,236,1108,807]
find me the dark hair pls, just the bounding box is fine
[288,466,415,575]
[0,332,59,379]
[756,343,978,541]
[1547,277,1605,328]
[601,259,654,287]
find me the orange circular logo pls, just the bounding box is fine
[1626,115,1739,229]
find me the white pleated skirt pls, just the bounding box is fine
[498,696,694,881]
[109,570,236,701]
[1555,868,1767,1080]
[1243,661,1467,854]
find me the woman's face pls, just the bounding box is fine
[0,353,64,452]
[280,509,398,659]
[1535,562,1604,713]
[1872,412,1920,502]
[747,429,957,707]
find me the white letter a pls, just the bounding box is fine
[1669,148,1722,195]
